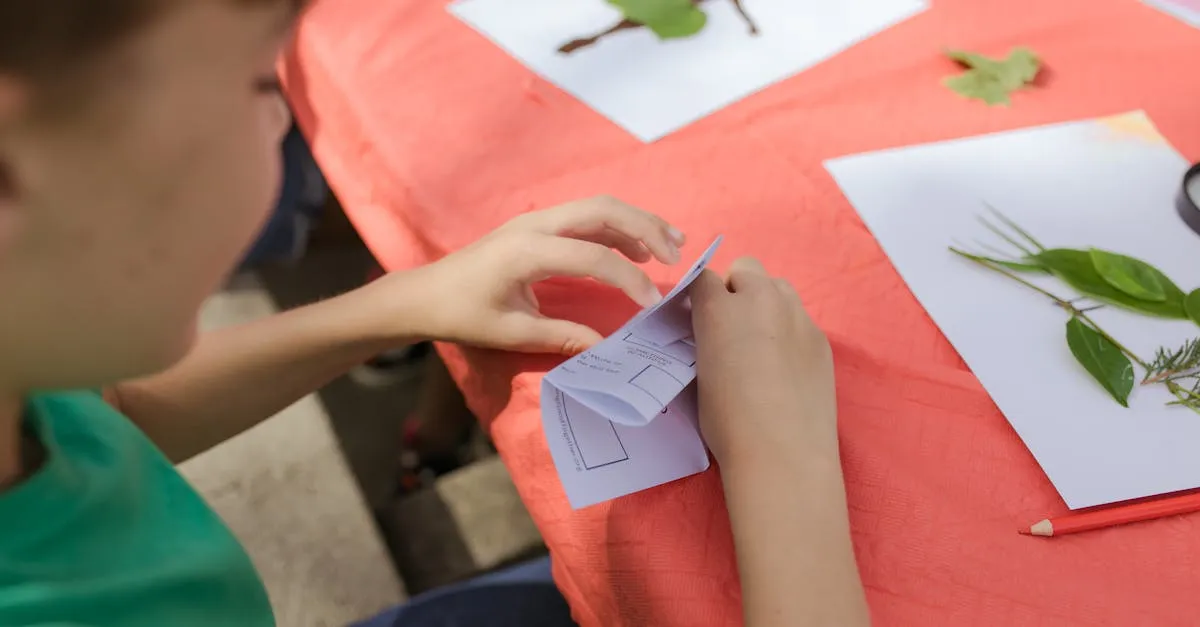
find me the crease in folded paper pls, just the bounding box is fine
[540,237,722,507]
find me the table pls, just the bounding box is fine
[282,0,1200,624]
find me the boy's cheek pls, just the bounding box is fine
[145,315,200,376]
[219,134,285,261]
[258,92,291,148]
[269,95,292,144]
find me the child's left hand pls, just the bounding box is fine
[359,196,686,355]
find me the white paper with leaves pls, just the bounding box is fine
[448,0,928,141]
[826,112,1200,509]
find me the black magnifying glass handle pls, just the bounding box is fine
[1177,162,1200,236]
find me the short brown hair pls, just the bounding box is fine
[0,0,298,79]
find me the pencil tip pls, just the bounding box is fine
[1030,519,1054,537]
[1017,527,1032,535]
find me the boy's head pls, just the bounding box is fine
[0,0,298,391]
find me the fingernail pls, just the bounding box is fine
[668,226,686,245]
[642,286,664,307]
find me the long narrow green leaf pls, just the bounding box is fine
[948,246,1043,273]
[983,203,1045,251]
[971,240,1051,273]
[1089,249,1167,302]
[1186,289,1200,328]
[1034,248,1187,319]
[990,259,1051,273]
[978,216,1035,256]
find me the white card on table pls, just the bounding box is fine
[448,0,928,142]
[1143,0,1200,28]
[825,112,1200,509]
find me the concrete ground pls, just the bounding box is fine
[181,274,405,627]
[179,236,545,626]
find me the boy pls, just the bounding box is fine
[0,1,868,625]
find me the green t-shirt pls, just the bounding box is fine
[0,391,274,626]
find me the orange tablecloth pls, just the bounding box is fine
[283,0,1200,624]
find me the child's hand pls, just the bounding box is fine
[692,259,868,627]
[375,196,686,355]
[690,258,837,467]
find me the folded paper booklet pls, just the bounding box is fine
[540,237,722,508]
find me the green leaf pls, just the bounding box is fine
[948,247,1049,274]
[1186,289,1200,327]
[944,72,1012,106]
[607,0,707,39]
[990,259,1050,273]
[1065,317,1134,407]
[983,203,1045,251]
[943,47,1041,106]
[1032,249,1188,318]
[970,245,1051,274]
[978,216,1037,256]
[1089,249,1167,302]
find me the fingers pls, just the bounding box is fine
[774,276,815,325]
[525,236,663,308]
[726,256,773,293]
[689,269,729,335]
[774,277,802,304]
[717,257,809,317]
[517,196,685,266]
[689,269,729,306]
[506,316,605,356]
[576,227,653,263]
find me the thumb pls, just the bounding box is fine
[689,269,728,307]
[512,317,605,356]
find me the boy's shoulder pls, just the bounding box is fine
[0,390,274,627]
[32,387,131,426]
[24,389,149,462]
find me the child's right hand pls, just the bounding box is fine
[692,259,870,627]
[690,257,838,468]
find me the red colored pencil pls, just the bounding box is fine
[1020,491,1200,537]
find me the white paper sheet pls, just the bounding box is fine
[448,0,928,142]
[1144,0,1200,28]
[541,237,721,508]
[825,111,1200,509]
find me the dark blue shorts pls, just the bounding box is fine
[352,557,576,627]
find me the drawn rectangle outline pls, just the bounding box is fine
[560,391,630,470]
